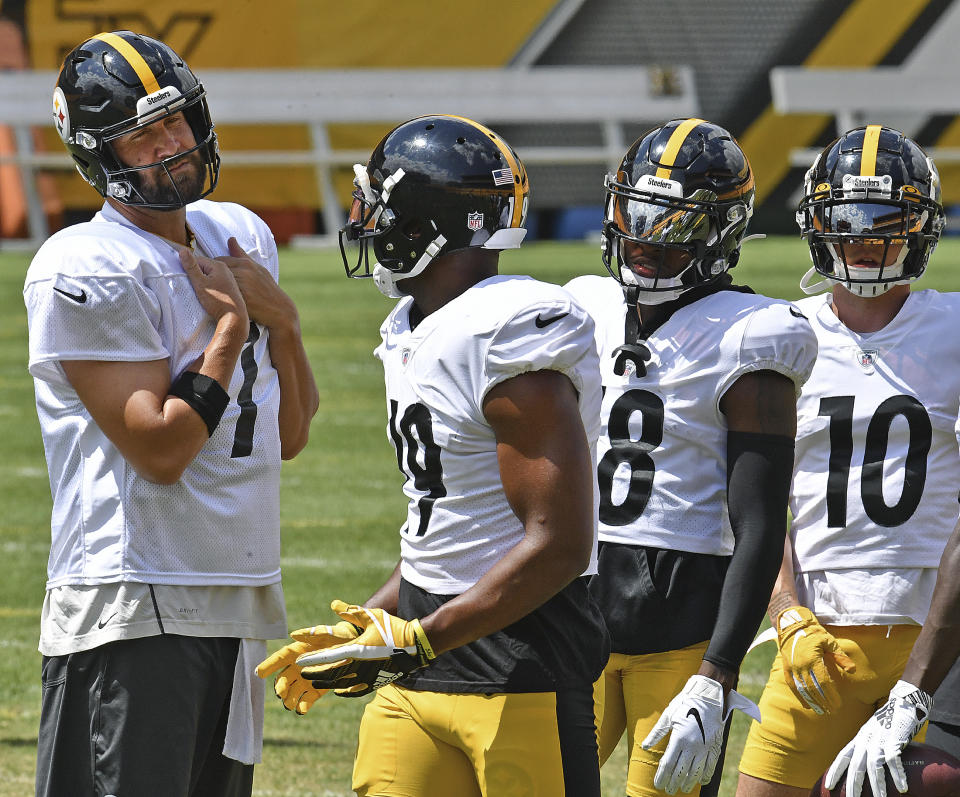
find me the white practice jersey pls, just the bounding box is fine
[791,291,960,573]
[565,275,817,555]
[24,200,283,589]
[377,275,602,594]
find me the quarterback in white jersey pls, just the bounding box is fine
[27,31,318,797]
[737,127,960,797]
[258,115,610,796]
[569,118,817,797]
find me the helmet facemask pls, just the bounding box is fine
[97,85,218,209]
[602,172,751,305]
[339,165,447,298]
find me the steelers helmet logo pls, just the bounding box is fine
[52,87,71,142]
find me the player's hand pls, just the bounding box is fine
[255,621,360,714]
[775,605,859,714]
[217,237,295,331]
[825,680,933,797]
[178,243,248,327]
[296,600,436,697]
[641,675,761,795]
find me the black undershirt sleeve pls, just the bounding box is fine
[703,430,795,673]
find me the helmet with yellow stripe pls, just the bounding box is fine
[798,125,944,297]
[602,118,756,305]
[53,30,219,209]
[340,115,529,298]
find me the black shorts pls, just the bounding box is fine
[36,635,253,797]
[589,541,729,654]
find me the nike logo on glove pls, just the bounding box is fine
[53,287,87,303]
[535,312,568,328]
[686,707,706,742]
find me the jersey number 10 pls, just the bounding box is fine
[819,394,932,528]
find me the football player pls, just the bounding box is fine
[825,515,960,797]
[736,126,960,797]
[563,117,818,796]
[25,31,318,797]
[258,115,610,795]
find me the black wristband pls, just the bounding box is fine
[168,371,230,437]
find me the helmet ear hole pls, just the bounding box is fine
[401,218,423,240]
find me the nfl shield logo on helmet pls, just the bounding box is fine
[467,212,484,231]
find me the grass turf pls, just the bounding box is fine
[2,236,960,795]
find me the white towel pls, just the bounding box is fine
[223,638,267,765]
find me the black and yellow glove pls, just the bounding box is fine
[296,600,437,697]
[255,621,360,714]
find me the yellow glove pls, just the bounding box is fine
[296,600,437,697]
[255,621,360,714]
[776,605,858,715]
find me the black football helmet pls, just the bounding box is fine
[53,30,219,209]
[602,118,755,304]
[339,114,529,298]
[797,125,944,297]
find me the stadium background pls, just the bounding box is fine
[2,1,960,795]
[3,0,960,242]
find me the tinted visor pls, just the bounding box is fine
[612,188,716,246]
[814,200,924,239]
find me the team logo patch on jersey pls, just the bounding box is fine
[467,212,484,231]
[856,348,879,370]
[53,87,70,142]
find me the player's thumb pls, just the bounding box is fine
[177,243,206,276]
[329,599,370,630]
[227,236,248,258]
[641,716,671,750]
[831,646,857,674]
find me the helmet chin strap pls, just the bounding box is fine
[622,260,701,306]
[372,234,448,298]
[803,243,912,297]
[799,266,830,295]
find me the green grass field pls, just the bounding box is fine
[3,236,960,796]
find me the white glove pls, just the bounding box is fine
[641,675,762,795]
[824,680,933,797]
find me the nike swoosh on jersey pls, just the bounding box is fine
[97,612,118,629]
[534,311,569,328]
[53,286,88,304]
[686,707,706,742]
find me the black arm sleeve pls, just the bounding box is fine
[703,430,795,672]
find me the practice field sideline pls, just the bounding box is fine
[2,237,959,796]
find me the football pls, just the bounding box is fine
[811,743,960,797]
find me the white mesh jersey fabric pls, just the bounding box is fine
[24,200,283,588]
[375,275,602,594]
[564,275,817,555]
[790,290,960,578]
